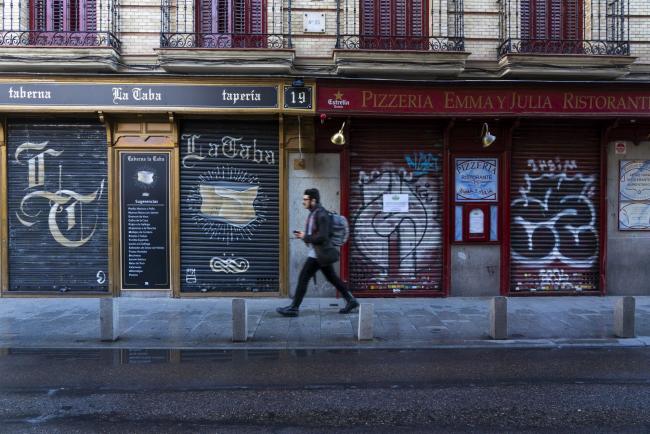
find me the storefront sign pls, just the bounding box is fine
[455,158,498,202]
[284,85,313,110]
[619,160,650,230]
[319,85,650,116]
[382,194,409,213]
[120,152,170,289]
[0,83,278,108]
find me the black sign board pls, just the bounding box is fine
[120,152,170,289]
[0,84,278,108]
[283,85,313,110]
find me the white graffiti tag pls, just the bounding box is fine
[352,162,441,280]
[511,173,598,268]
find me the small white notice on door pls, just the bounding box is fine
[469,209,485,234]
[383,194,409,213]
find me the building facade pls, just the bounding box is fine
[0,0,649,298]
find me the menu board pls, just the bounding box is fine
[455,158,498,202]
[619,160,650,230]
[120,152,170,288]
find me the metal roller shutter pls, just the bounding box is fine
[180,119,279,293]
[6,120,109,292]
[510,122,601,293]
[348,119,444,295]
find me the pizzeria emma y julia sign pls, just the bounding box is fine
[318,85,650,116]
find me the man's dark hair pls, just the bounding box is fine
[304,188,320,203]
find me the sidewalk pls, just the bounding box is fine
[1,296,649,349]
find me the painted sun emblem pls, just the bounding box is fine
[187,166,268,243]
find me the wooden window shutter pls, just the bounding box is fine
[31,0,96,31]
[198,0,264,34]
[521,0,583,41]
[360,0,427,47]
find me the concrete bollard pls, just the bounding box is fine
[614,296,635,338]
[100,298,119,342]
[358,303,374,341]
[489,296,508,340]
[232,298,248,342]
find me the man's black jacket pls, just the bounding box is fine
[303,205,339,266]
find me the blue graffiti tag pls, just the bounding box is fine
[405,152,440,176]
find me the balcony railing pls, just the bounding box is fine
[0,0,121,50]
[498,0,629,57]
[160,0,289,49]
[335,0,465,52]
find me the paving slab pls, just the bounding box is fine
[0,296,649,349]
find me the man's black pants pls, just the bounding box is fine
[292,257,352,308]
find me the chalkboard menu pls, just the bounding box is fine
[120,152,170,289]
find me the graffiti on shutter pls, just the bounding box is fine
[510,123,600,293]
[349,120,443,293]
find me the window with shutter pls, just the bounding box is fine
[30,0,96,33]
[196,0,266,48]
[520,0,583,53]
[360,0,427,50]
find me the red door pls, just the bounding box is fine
[509,122,601,293]
[348,119,444,296]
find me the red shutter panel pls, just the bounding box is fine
[83,0,97,32]
[520,0,583,53]
[360,0,427,50]
[31,0,47,31]
[521,0,531,40]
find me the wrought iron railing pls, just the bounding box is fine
[160,0,289,49]
[498,0,629,57]
[335,0,464,51]
[0,0,121,50]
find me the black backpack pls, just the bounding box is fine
[328,212,349,247]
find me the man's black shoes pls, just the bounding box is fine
[276,305,299,317]
[339,299,359,314]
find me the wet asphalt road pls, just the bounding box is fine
[1,347,649,433]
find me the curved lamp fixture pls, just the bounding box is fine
[481,122,496,148]
[331,122,346,146]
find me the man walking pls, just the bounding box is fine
[277,188,359,317]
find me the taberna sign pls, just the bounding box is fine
[0,83,279,109]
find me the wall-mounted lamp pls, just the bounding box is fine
[331,122,346,145]
[292,77,305,87]
[481,122,496,148]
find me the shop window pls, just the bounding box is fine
[30,0,97,32]
[452,157,500,243]
[520,0,583,53]
[196,0,266,48]
[360,0,428,50]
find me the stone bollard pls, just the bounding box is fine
[614,296,635,338]
[358,303,374,341]
[489,296,508,340]
[100,298,119,342]
[232,298,248,342]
